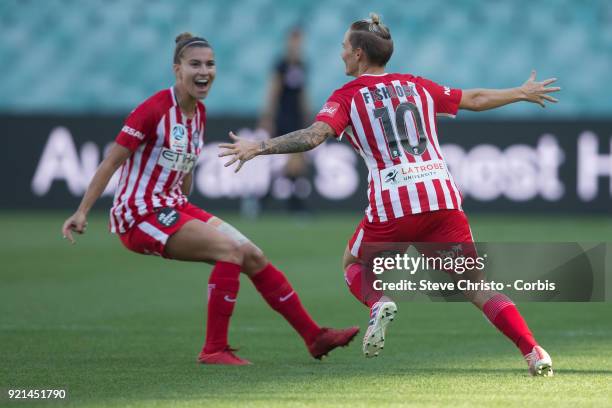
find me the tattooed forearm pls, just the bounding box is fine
[259,129,319,154]
[258,122,333,155]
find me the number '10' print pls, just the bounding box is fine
[374,102,428,158]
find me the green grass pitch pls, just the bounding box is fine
[1,212,611,407]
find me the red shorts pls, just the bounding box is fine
[119,202,213,258]
[348,209,475,259]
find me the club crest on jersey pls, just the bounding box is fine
[191,130,201,151]
[170,124,188,152]
[156,207,179,227]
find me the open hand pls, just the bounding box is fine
[521,70,560,107]
[218,131,261,172]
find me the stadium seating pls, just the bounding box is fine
[0,0,609,117]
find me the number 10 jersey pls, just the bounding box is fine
[315,73,464,223]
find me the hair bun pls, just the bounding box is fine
[175,32,194,44]
[369,12,381,25]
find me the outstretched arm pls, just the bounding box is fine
[219,121,335,172]
[459,70,560,111]
[61,143,131,243]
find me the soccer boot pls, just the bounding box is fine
[198,346,252,366]
[524,345,553,377]
[363,300,397,358]
[308,326,360,359]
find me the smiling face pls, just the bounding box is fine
[173,46,216,100]
[341,30,360,77]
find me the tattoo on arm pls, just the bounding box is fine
[259,122,334,155]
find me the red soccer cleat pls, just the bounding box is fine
[307,326,360,360]
[198,346,252,366]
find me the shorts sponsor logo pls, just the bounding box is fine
[435,244,464,259]
[170,124,188,152]
[156,207,179,227]
[318,102,339,117]
[121,125,145,140]
[380,159,449,190]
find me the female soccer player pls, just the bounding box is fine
[61,33,358,366]
[219,14,560,376]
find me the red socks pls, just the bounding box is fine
[203,262,322,352]
[202,261,241,354]
[344,263,383,308]
[250,263,321,344]
[482,294,538,356]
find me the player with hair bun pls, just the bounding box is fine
[62,32,358,366]
[220,13,560,376]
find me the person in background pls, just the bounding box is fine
[258,26,312,214]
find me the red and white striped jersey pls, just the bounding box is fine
[110,87,205,234]
[315,73,463,223]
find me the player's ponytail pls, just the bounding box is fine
[173,32,212,64]
[349,13,393,66]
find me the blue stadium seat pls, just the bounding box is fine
[0,0,609,117]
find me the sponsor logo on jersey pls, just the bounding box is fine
[444,86,451,96]
[170,124,188,152]
[121,125,145,140]
[157,147,197,173]
[156,207,179,227]
[380,159,449,190]
[384,169,399,184]
[318,102,340,117]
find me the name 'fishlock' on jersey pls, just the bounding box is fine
[110,87,206,234]
[315,73,464,223]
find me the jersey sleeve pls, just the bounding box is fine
[415,77,462,118]
[115,102,157,151]
[315,89,351,139]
